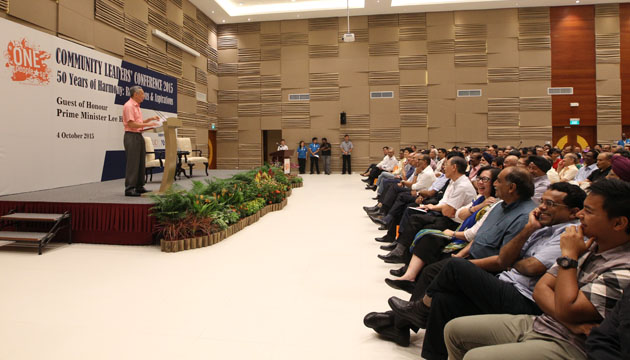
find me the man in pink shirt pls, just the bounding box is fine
[123,86,159,196]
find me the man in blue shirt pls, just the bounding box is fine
[416,182,586,360]
[363,167,537,346]
[617,132,630,146]
[308,137,320,174]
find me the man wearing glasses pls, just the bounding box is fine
[412,183,586,359]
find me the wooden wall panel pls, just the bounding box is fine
[621,4,630,126]
[550,6,597,128]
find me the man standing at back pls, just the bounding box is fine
[122,86,159,197]
[340,134,353,174]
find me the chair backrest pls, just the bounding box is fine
[177,137,193,153]
[144,137,155,162]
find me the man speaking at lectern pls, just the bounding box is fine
[122,85,159,197]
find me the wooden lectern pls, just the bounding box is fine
[270,149,294,174]
[144,117,182,195]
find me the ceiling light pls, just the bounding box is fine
[211,10,214,13]
[214,0,365,16]
[152,29,200,57]
[248,18,251,21]
[222,19,226,23]
[392,0,503,6]
[297,14,300,17]
[575,0,580,3]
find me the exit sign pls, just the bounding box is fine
[569,118,580,125]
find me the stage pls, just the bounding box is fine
[0,170,242,246]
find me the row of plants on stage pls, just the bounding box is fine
[150,166,302,252]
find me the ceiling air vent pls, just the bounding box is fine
[288,93,310,101]
[548,87,574,95]
[370,91,394,99]
[457,89,482,97]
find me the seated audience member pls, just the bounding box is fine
[491,156,504,169]
[546,162,561,184]
[503,154,519,168]
[363,167,537,346]
[368,154,435,226]
[558,152,579,182]
[384,167,500,291]
[429,148,438,170]
[369,148,413,191]
[479,152,493,168]
[444,178,630,360]
[574,150,599,183]
[467,152,483,181]
[586,152,613,183]
[526,156,552,204]
[607,154,630,182]
[363,147,397,184]
[435,148,447,172]
[550,148,562,169]
[377,156,476,263]
[603,143,612,152]
[585,284,630,360]
[360,147,389,177]
[372,164,453,243]
[416,183,586,360]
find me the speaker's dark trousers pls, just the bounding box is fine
[342,154,352,174]
[124,131,146,193]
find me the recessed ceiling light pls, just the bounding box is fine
[297,14,300,17]
[214,0,365,16]
[222,19,226,23]
[248,18,251,21]
[575,0,580,3]
[211,10,214,13]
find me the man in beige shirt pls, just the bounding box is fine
[558,153,579,182]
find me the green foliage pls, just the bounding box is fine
[150,166,301,239]
[238,198,266,217]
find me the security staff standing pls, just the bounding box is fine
[122,85,159,197]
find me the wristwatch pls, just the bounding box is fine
[556,256,578,269]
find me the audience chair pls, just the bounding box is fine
[176,137,209,177]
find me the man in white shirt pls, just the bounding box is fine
[364,147,397,184]
[558,153,579,182]
[368,154,435,224]
[435,148,447,173]
[276,139,288,151]
[379,156,477,263]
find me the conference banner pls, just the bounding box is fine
[0,17,177,196]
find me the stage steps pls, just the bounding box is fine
[0,211,72,255]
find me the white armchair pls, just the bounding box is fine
[176,137,209,177]
[144,137,164,182]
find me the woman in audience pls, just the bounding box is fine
[296,140,307,174]
[387,167,500,286]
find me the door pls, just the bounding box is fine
[552,126,596,150]
[262,130,282,164]
[208,130,217,169]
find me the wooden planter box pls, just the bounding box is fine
[159,185,294,253]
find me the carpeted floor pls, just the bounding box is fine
[0,174,424,359]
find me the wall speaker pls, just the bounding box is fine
[340,111,346,125]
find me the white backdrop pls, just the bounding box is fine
[0,18,177,196]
